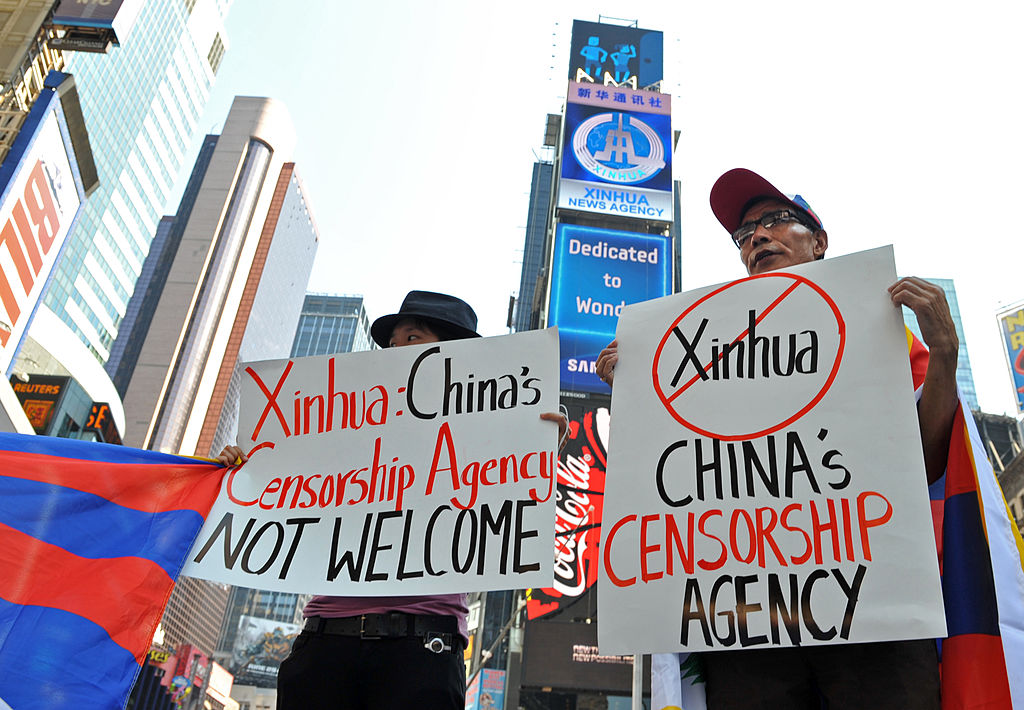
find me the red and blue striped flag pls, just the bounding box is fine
[908,331,1024,709]
[0,432,225,710]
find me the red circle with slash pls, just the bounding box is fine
[651,272,846,441]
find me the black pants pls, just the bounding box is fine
[277,631,466,710]
[703,639,941,709]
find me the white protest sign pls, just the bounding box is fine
[597,246,946,654]
[184,328,560,594]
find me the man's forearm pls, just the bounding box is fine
[918,343,960,484]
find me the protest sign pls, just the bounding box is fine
[597,246,946,654]
[183,328,560,594]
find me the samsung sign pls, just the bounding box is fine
[549,224,670,393]
[558,82,672,222]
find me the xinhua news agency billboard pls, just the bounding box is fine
[998,304,1024,414]
[568,20,664,88]
[549,224,670,393]
[0,75,86,377]
[558,82,672,222]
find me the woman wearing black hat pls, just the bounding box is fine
[217,290,565,709]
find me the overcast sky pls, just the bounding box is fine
[179,0,1024,416]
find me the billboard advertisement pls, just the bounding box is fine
[0,91,85,377]
[465,669,506,710]
[527,399,609,620]
[51,0,144,46]
[558,82,672,221]
[548,223,670,393]
[10,374,69,433]
[229,615,301,688]
[568,20,664,87]
[997,304,1024,414]
[520,620,649,692]
[173,644,209,688]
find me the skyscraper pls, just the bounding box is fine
[117,96,316,456]
[39,0,232,364]
[105,134,220,397]
[513,161,553,333]
[134,97,316,670]
[902,277,979,410]
[503,20,675,708]
[290,293,373,358]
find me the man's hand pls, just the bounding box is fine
[215,445,248,467]
[889,277,959,483]
[596,339,618,386]
[540,411,570,451]
[889,278,959,357]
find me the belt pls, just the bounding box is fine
[303,613,461,653]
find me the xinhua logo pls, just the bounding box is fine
[571,112,666,185]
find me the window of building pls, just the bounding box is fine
[207,33,225,74]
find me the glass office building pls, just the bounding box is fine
[513,161,553,333]
[105,134,220,396]
[40,0,231,363]
[290,294,373,357]
[902,277,979,410]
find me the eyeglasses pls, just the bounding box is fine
[732,210,817,248]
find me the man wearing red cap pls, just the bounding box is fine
[597,169,958,708]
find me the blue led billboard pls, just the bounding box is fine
[568,20,664,87]
[549,224,670,393]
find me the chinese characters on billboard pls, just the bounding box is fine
[558,82,672,222]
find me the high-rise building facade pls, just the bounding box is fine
[39,0,231,364]
[127,97,316,672]
[156,578,231,664]
[117,96,316,456]
[513,161,553,333]
[502,19,673,709]
[290,293,373,357]
[105,134,220,397]
[902,277,979,410]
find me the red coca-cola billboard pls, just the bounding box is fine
[527,398,610,619]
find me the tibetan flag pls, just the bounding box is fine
[0,433,225,710]
[908,330,1024,709]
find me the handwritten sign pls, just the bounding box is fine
[184,329,560,594]
[597,247,946,654]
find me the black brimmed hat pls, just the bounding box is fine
[370,290,481,347]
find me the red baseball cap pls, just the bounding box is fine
[710,168,823,235]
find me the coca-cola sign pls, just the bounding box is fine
[527,400,610,619]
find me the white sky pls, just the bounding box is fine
[181,0,1024,416]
